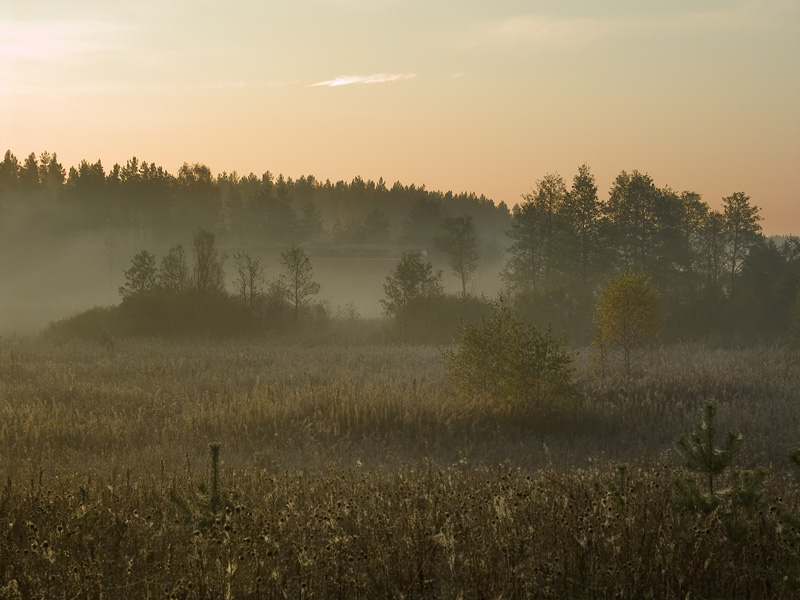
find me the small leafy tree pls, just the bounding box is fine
[381,250,443,319]
[233,251,266,313]
[276,244,320,323]
[381,250,445,339]
[722,191,761,290]
[594,270,660,376]
[444,299,576,412]
[436,215,480,298]
[118,250,158,299]
[159,244,190,291]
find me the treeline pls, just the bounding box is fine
[84,232,331,339]
[3,150,799,345]
[48,229,490,343]
[502,168,799,343]
[0,150,511,252]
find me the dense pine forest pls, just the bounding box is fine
[1,149,798,345]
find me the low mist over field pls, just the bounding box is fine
[0,166,512,335]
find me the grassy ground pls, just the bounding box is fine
[0,336,798,598]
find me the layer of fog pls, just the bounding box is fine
[0,230,505,335]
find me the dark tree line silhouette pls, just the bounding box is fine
[502,168,798,342]
[0,150,510,250]
[2,150,798,344]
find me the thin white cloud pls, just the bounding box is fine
[310,73,416,87]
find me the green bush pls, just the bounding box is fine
[443,299,577,412]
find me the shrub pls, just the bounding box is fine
[443,299,577,412]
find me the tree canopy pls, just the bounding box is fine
[2,148,796,345]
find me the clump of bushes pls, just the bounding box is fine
[380,250,494,343]
[443,299,577,414]
[44,230,333,341]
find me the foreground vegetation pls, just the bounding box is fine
[3,454,798,599]
[1,336,798,597]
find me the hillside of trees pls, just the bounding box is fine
[1,150,798,345]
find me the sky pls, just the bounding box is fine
[1,0,798,234]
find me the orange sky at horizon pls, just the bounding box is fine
[2,0,798,235]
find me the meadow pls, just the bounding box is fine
[0,336,798,598]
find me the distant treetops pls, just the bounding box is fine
[4,149,798,344]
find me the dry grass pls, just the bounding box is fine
[0,336,798,598]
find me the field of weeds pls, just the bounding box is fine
[0,337,798,598]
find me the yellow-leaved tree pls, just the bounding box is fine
[594,270,660,377]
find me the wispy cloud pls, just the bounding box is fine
[310,73,416,87]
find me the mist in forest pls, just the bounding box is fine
[0,152,511,336]
[1,150,798,344]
